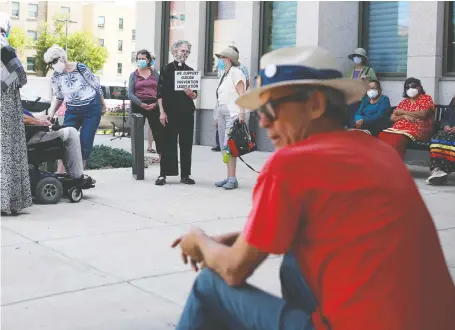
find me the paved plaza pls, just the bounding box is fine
[1,136,455,330]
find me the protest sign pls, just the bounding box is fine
[175,71,201,91]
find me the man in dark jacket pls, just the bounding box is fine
[155,40,198,186]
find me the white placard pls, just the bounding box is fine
[174,71,201,91]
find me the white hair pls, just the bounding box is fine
[43,45,68,64]
[0,12,11,33]
[171,40,192,54]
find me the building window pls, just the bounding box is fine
[205,1,237,74]
[61,6,70,16]
[118,40,123,52]
[99,39,104,47]
[260,1,297,55]
[27,30,37,41]
[12,2,20,17]
[28,4,38,19]
[117,63,122,75]
[132,29,136,41]
[131,51,136,63]
[444,1,455,75]
[119,18,124,30]
[360,1,410,75]
[26,57,36,72]
[98,16,105,27]
[162,1,186,65]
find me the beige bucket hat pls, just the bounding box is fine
[348,48,368,60]
[236,46,367,110]
[215,47,240,67]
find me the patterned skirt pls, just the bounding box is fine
[429,131,455,174]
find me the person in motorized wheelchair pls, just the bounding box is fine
[24,110,95,203]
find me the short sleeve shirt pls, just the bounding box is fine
[217,66,246,116]
[243,130,455,330]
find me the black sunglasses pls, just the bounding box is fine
[405,83,419,90]
[257,91,313,121]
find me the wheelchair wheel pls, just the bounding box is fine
[35,177,63,204]
[68,187,83,203]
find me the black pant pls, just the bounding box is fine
[215,128,220,147]
[160,111,194,177]
[131,100,164,154]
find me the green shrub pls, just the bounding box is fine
[86,145,133,170]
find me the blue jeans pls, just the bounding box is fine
[176,254,317,330]
[63,97,102,160]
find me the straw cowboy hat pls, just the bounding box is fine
[215,47,240,66]
[348,47,368,60]
[236,46,367,110]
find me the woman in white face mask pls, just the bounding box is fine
[352,80,391,136]
[379,77,435,159]
[345,48,377,82]
[43,45,107,169]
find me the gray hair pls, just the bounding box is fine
[171,40,192,54]
[43,45,68,64]
[0,12,11,33]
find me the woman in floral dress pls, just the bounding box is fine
[1,12,32,215]
[379,78,435,159]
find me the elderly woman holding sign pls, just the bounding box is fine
[156,40,198,186]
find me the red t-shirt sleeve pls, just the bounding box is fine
[243,169,301,254]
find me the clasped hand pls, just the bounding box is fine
[141,103,157,111]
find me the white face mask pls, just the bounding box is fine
[367,89,379,99]
[353,56,362,65]
[406,88,419,98]
[52,60,65,73]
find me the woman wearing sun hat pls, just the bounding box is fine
[213,47,248,190]
[172,45,455,330]
[345,47,377,81]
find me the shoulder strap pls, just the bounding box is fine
[238,156,260,173]
[216,67,231,100]
[364,67,370,76]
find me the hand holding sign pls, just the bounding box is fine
[184,88,196,100]
[175,71,201,91]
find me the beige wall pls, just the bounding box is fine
[82,3,136,83]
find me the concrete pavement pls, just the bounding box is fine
[1,136,454,330]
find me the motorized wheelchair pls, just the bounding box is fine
[23,97,95,204]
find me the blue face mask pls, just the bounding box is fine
[5,31,10,38]
[150,59,155,67]
[217,58,225,71]
[137,59,148,69]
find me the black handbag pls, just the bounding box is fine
[227,119,259,173]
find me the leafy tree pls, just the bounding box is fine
[35,19,108,76]
[7,27,33,62]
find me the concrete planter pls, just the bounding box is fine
[100,114,131,132]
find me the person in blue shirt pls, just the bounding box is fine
[353,80,392,136]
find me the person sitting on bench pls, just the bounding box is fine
[171,46,455,330]
[24,110,85,181]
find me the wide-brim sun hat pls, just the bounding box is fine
[348,47,368,60]
[215,47,240,67]
[236,46,367,110]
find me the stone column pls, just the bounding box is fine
[136,1,163,69]
[407,1,445,103]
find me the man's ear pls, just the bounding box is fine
[308,90,326,120]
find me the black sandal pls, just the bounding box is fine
[155,176,166,186]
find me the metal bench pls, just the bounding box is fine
[389,105,448,151]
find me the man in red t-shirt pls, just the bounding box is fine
[172,46,455,330]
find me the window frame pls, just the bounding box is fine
[160,2,172,66]
[132,29,136,41]
[118,40,123,52]
[117,63,123,75]
[258,1,271,57]
[358,1,409,78]
[61,6,70,16]
[11,2,20,18]
[443,1,455,76]
[119,18,124,30]
[27,30,37,41]
[131,51,136,63]
[99,38,104,47]
[98,16,105,28]
[204,1,218,76]
[26,57,36,72]
[28,3,38,19]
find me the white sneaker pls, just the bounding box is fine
[426,168,448,185]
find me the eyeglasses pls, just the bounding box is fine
[405,83,419,90]
[257,90,313,121]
